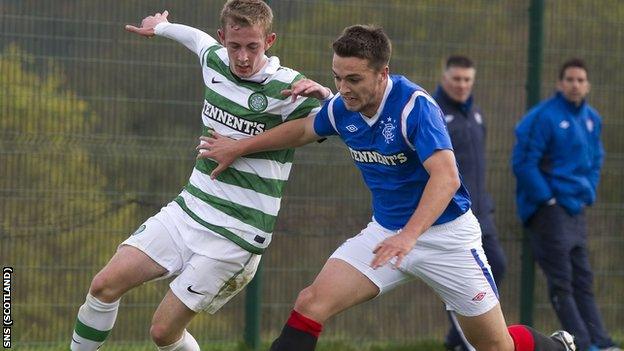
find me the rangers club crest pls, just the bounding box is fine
[379,116,396,144]
[248,92,268,112]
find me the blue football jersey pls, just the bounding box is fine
[314,75,471,229]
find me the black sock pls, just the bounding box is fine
[525,326,567,351]
[269,324,318,351]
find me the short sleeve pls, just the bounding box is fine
[406,95,453,163]
[313,100,339,137]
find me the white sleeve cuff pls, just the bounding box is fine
[154,22,169,35]
[322,88,334,102]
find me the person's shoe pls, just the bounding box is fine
[550,330,576,351]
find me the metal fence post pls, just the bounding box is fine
[244,260,263,351]
[520,0,544,326]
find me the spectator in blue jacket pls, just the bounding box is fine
[512,59,619,351]
[434,55,507,351]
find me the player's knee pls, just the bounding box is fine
[294,286,316,310]
[293,286,327,320]
[149,322,176,346]
[89,271,122,303]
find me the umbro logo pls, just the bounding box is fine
[346,124,358,132]
[559,120,570,129]
[211,77,223,84]
[187,285,205,295]
[472,292,486,301]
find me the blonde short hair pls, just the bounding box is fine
[220,0,273,35]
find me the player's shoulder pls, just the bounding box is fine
[203,45,227,67]
[391,75,437,106]
[269,64,306,84]
[390,74,419,93]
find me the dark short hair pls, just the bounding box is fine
[445,55,474,70]
[558,58,588,80]
[332,25,391,71]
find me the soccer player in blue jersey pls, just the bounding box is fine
[198,25,575,351]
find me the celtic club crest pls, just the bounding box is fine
[248,92,268,112]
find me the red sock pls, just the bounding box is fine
[508,325,535,351]
[285,310,323,338]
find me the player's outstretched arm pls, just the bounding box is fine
[371,149,461,269]
[196,115,321,179]
[125,10,216,56]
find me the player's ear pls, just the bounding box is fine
[217,28,226,45]
[379,65,389,81]
[264,32,276,50]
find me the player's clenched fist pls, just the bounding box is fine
[125,10,170,37]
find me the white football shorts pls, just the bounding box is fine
[121,202,260,313]
[330,210,499,317]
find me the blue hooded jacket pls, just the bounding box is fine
[512,92,604,223]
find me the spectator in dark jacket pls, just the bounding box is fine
[512,58,620,351]
[433,55,507,351]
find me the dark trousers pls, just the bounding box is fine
[445,211,507,350]
[528,204,614,350]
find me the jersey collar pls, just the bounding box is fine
[243,56,281,83]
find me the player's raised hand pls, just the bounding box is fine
[371,232,417,270]
[281,78,333,102]
[125,10,170,37]
[196,133,241,179]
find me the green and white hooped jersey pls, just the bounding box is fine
[162,25,320,255]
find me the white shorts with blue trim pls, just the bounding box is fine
[330,209,499,317]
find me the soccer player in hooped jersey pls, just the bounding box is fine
[69,1,321,350]
[198,25,576,351]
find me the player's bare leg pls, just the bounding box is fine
[270,258,380,351]
[457,304,575,351]
[70,245,168,350]
[150,290,200,350]
[294,258,379,322]
[456,304,514,351]
[90,245,168,302]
